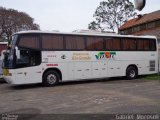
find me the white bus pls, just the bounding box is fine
[3,31,158,86]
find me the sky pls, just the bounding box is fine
[0,0,160,32]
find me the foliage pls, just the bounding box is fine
[88,0,137,32]
[140,74,160,80]
[88,21,100,31]
[0,7,40,40]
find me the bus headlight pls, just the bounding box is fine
[3,69,12,76]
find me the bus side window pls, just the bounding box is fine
[105,37,113,51]
[112,38,121,50]
[29,51,41,66]
[16,50,30,67]
[137,39,154,51]
[122,38,136,51]
[16,50,41,68]
[18,35,40,49]
[143,39,150,51]
[65,36,85,50]
[41,35,63,50]
[86,37,103,50]
[30,56,36,66]
[105,37,121,51]
[137,39,144,51]
[150,40,156,51]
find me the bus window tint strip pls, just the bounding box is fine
[18,33,157,51]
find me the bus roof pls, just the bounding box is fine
[14,30,157,39]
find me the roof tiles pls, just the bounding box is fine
[119,10,160,30]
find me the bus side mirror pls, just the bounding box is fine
[15,46,20,59]
[134,0,146,11]
[1,50,6,60]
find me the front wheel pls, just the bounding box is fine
[43,71,59,87]
[126,66,138,80]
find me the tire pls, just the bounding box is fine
[126,66,138,80]
[43,70,59,86]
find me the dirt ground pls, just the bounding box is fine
[0,78,160,119]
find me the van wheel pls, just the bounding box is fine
[126,66,138,80]
[43,71,59,86]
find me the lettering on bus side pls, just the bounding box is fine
[72,53,91,60]
[95,52,116,60]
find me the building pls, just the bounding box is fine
[119,10,160,49]
[0,37,8,56]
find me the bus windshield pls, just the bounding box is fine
[3,34,41,69]
[3,35,18,69]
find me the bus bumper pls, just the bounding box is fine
[3,69,16,84]
[3,76,13,84]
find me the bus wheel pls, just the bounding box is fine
[43,71,59,86]
[126,66,138,80]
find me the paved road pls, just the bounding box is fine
[0,78,160,119]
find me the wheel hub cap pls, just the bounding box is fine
[130,70,135,78]
[47,74,56,84]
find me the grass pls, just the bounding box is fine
[140,74,160,80]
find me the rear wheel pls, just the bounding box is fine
[126,66,138,80]
[43,71,59,86]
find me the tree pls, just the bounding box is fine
[0,7,40,40]
[88,21,100,30]
[88,0,137,32]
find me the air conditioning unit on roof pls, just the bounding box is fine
[72,29,102,34]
